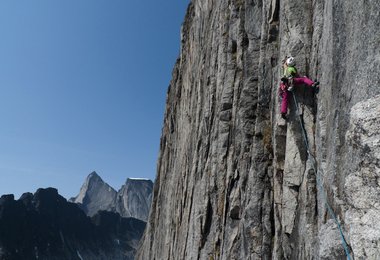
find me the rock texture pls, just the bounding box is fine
[138,0,380,259]
[70,171,117,216]
[0,188,146,260]
[71,172,153,221]
[343,95,380,259]
[116,178,154,222]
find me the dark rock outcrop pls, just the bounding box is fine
[0,188,145,260]
[137,0,380,259]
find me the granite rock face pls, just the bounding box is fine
[0,188,146,260]
[71,172,153,221]
[138,0,380,259]
[116,178,154,222]
[343,95,380,259]
[70,171,117,216]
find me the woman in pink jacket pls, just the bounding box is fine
[279,56,320,119]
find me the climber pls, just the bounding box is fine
[279,56,320,119]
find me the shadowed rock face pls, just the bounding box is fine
[71,172,153,221]
[0,188,145,260]
[137,0,380,259]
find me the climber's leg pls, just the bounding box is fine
[293,76,314,87]
[280,90,289,115]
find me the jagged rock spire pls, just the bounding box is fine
[70,171,117,216]
[71,172,153,221]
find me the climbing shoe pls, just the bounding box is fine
[281,77,288,83]
[312,81,320,94]
[312,81,320,87]
[281,113,288,120]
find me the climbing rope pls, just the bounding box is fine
[291,92,353,260]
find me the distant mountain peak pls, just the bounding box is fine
[89,170,98,175]
[117,178,153,221]
[126,178,153,184]
[86,171,103,183]
[71,172,117,216]
[71,173,153,221]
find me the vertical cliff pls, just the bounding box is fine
[138,0,380,259]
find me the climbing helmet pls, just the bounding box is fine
[286,57,295,66]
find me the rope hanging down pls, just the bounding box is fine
[291,92,353,260]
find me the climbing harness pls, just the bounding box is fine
[287,77,294,91]
[291,93,353,260]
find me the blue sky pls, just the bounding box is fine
[0,1,189,199]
